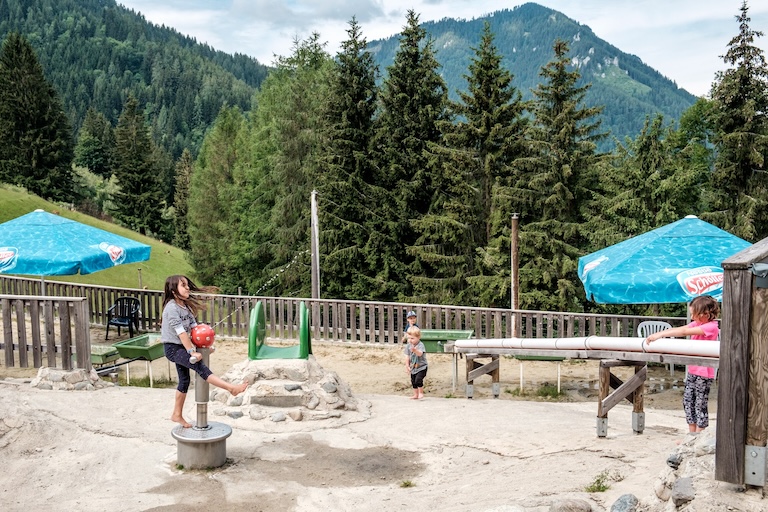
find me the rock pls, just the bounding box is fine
[321,381,337,393]
[270,411,287,422]
[226,410,244,419]
[549,498,592,511]
[667,453,683,470]
[284,383,302,391]
[287,409,302,421]
[227,395,243,407]
[305,394,320,410]
[248,406,267,420]
[610,494,638,512]
[671,477,695,507]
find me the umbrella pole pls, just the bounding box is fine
[40,275,45,296]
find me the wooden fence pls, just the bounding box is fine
[0,275,685,371]
[1,294,91,371]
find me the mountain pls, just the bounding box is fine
[0,0,268,159]
[368,3,698,148]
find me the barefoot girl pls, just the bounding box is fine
[161,275,248,428]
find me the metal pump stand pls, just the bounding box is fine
[171,347,232,469]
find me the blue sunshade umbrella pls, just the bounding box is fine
[0,209,151,278]
[578,215,751,304]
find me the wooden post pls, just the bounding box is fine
[717,246,761,484]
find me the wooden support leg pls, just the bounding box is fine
[491,355,500,398]
[466,354,476,399]
[633,364,645,434]
[597,363,610,437]
[465,354,500,399]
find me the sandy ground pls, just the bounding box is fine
[1,330,762,512]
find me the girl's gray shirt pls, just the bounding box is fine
[160,301,197,345]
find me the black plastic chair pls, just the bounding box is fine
[105,297,141,340]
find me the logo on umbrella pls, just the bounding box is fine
[99,242,126,265]
[0,247,18,272]
[676,266,723,297]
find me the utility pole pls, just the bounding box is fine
[511,213,520,335]
[310,190,320,299]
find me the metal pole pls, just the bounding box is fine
[310,190,320,299]
[137,268,142,289]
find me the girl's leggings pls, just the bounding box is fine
[683,374,713,428]
[164,343,213,393]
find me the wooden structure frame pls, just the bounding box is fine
[717,238,768,486]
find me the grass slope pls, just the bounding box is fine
[0,185,192,291]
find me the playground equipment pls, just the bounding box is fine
[450,335,719,437]
[248,300,311,360]
[171,327,232,469]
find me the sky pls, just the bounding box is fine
[116,0,768,97]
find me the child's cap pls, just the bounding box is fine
[407,311,417,318]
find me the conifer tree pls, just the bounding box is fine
[706,0,768,240]
[188,106,246,289]
[172,148,193,251]
[422,22,530,306]
[317,18,382,299]
[112,94,163,235]
[0,32,75,201]
[374,10,449,300]
[266,34,334,297]
[74,106,115,178]
[517,39,606,311]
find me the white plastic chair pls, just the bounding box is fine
[637,321,674,374]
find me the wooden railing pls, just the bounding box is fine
[1,275,685,350]
[1,294,91,371]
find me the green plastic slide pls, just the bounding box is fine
[248,300,311,360]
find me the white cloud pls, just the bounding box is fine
[118,0,768,96]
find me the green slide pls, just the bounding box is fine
[248,300,312,360]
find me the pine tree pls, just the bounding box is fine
[0,32,75,201]
[373,10,449,300]
[172,148,193,250]
[517,39,606,311]
[317,18,382,299]
[112,94,163,235]
[706,0,768,240]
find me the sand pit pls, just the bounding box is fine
[0,333,764,511]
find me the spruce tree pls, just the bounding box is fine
[74,106,115,178]
[517,39,606,311]
[188,106,246,289]
[266,34,333,297]
[0,32,75,201]
[112,94,163,236]
[317,18,382,299]
[374,10,449,300]
[172,148,193,251]
[706,0,768,240]
[423,22,530,306]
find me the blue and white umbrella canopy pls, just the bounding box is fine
[0,209,151,276]
[578,215,751,304]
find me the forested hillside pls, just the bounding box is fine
[0,0,267,159]
[369,3,698,148]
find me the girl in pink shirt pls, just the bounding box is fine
[646,295,719,433]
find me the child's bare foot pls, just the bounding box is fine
[410,395,419,400]
[230,382,248,396]
[171,414,192,428]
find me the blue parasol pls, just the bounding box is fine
[578,215,751,304]
[0,209,151,278]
